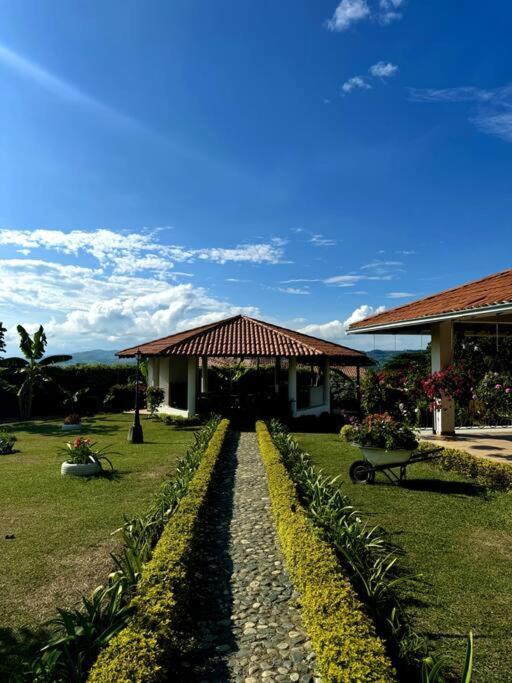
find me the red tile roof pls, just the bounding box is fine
[349,268,512,332]
[117,315,371,363]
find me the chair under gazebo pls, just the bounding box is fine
[117,314,373,418]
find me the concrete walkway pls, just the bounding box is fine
[421,427,512,464]
[175,431,318,682]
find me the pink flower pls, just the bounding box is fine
[506,388,512,394]
[495,384,502,389]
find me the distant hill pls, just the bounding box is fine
[368,349,426,368]
[58,348,419,368]
[58,349,135,366]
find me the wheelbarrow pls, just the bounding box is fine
[349,445,444,485]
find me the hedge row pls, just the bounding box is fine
[88,418,230,682]
[256,421,395,683]
[419,440,512,492]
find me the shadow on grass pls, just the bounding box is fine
[0,625,52,680]
[400,478,486,497]
[8,421,121,437]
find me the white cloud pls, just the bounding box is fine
[310,234,337,247]
[324,273,393,286]
[409,84,512,143]
[387,291,415,298]
[0,228,286,275]
[298,304,386,343]
[342,76,371,94]
[361,259,403,270]
[369,61,398,78]
[277,287,310,295]
[327,0,370,32]
[327,0,404,32]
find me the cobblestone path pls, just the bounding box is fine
[175,431,318,682]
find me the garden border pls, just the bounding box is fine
[88,418,230,682]
[419,440,512,492]
[256,421,395,683]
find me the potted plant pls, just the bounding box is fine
[60,437,113,477]
[340,413,418,465]
[62,414,82,432]
[0,428,16,455]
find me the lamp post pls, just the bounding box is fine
[128,349,144,443]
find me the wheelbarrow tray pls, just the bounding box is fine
[359,446,412,467]
[349,446,444,485]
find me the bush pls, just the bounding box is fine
[256,421,396,682]
[0,428,16,455]
[159,414,203,428]
[64,413,81,425]
[88,418,230,682]
[419,441,512,492]
[340,414,418,451]
[103,384,142,413]
[146,387,165,417]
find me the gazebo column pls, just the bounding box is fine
[288,357,297,416]
[431,321,455,435]
[323,358,331,411]
[187,356,198,416]
[201,356,208,393]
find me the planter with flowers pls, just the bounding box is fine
[62,414,82,432]
[60,437,113,477]
[341,413,419,466]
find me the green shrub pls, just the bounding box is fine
[419,441,512,492]
[0,427,16,455]
[256,421,395,683]
[159,414,202,428]
[103,384,142,413]
[146,387,165,417]
[88,418,229,682]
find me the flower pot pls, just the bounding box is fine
[62,424,81,432]
[61,460,102,477]
[358,446,412,467]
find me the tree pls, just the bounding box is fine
[2,325,71,419]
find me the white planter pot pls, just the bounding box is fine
[359,446,412,466]
[62,424,82,432]
[61,461,102,477]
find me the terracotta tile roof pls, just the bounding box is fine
[117,315,371,363]
[349,268,512,332]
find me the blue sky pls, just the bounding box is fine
[1,0,511,354]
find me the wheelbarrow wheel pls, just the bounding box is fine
[349,460,375,484]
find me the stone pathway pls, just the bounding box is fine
[174,431,318,682]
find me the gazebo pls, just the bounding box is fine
[348,268,512,435]
[117,314,372,418]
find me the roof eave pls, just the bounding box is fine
[348,301,512,334]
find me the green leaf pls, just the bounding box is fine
[39,354,72,366]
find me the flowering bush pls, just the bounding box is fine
[475,371,512,422]
[61,437,112,465]
[421,365,471,410]
[340,413,418,451]
[64,413,81,425]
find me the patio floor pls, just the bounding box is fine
[421,427,512,463]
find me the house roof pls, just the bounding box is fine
[349,268,512,334]
[117,315,372,364]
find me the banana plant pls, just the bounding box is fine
[0,321,6,355]
[1,325,71,419]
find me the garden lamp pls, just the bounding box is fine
[128,348,144,443]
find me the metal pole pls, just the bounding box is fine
[128,349,144,443]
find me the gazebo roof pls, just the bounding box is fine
[349,268,512,334]
[117,314,372,364]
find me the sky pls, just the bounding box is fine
[1,0,512,355]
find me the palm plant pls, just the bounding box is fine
[2,325,71,419]
[0,321,6,355]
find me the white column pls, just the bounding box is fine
[148,358,160,387]
[431,321,455,435]
[201,356,208,393]
[288,357,297,416]
[323,358,331,412]
[158,357,170,406]
[187,356,198,416]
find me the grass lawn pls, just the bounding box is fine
[0,413,198,632]
[295,432,512,682]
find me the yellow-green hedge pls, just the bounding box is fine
[88,418,230,683]
[256,421,396,683]
[419,440,512,492]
